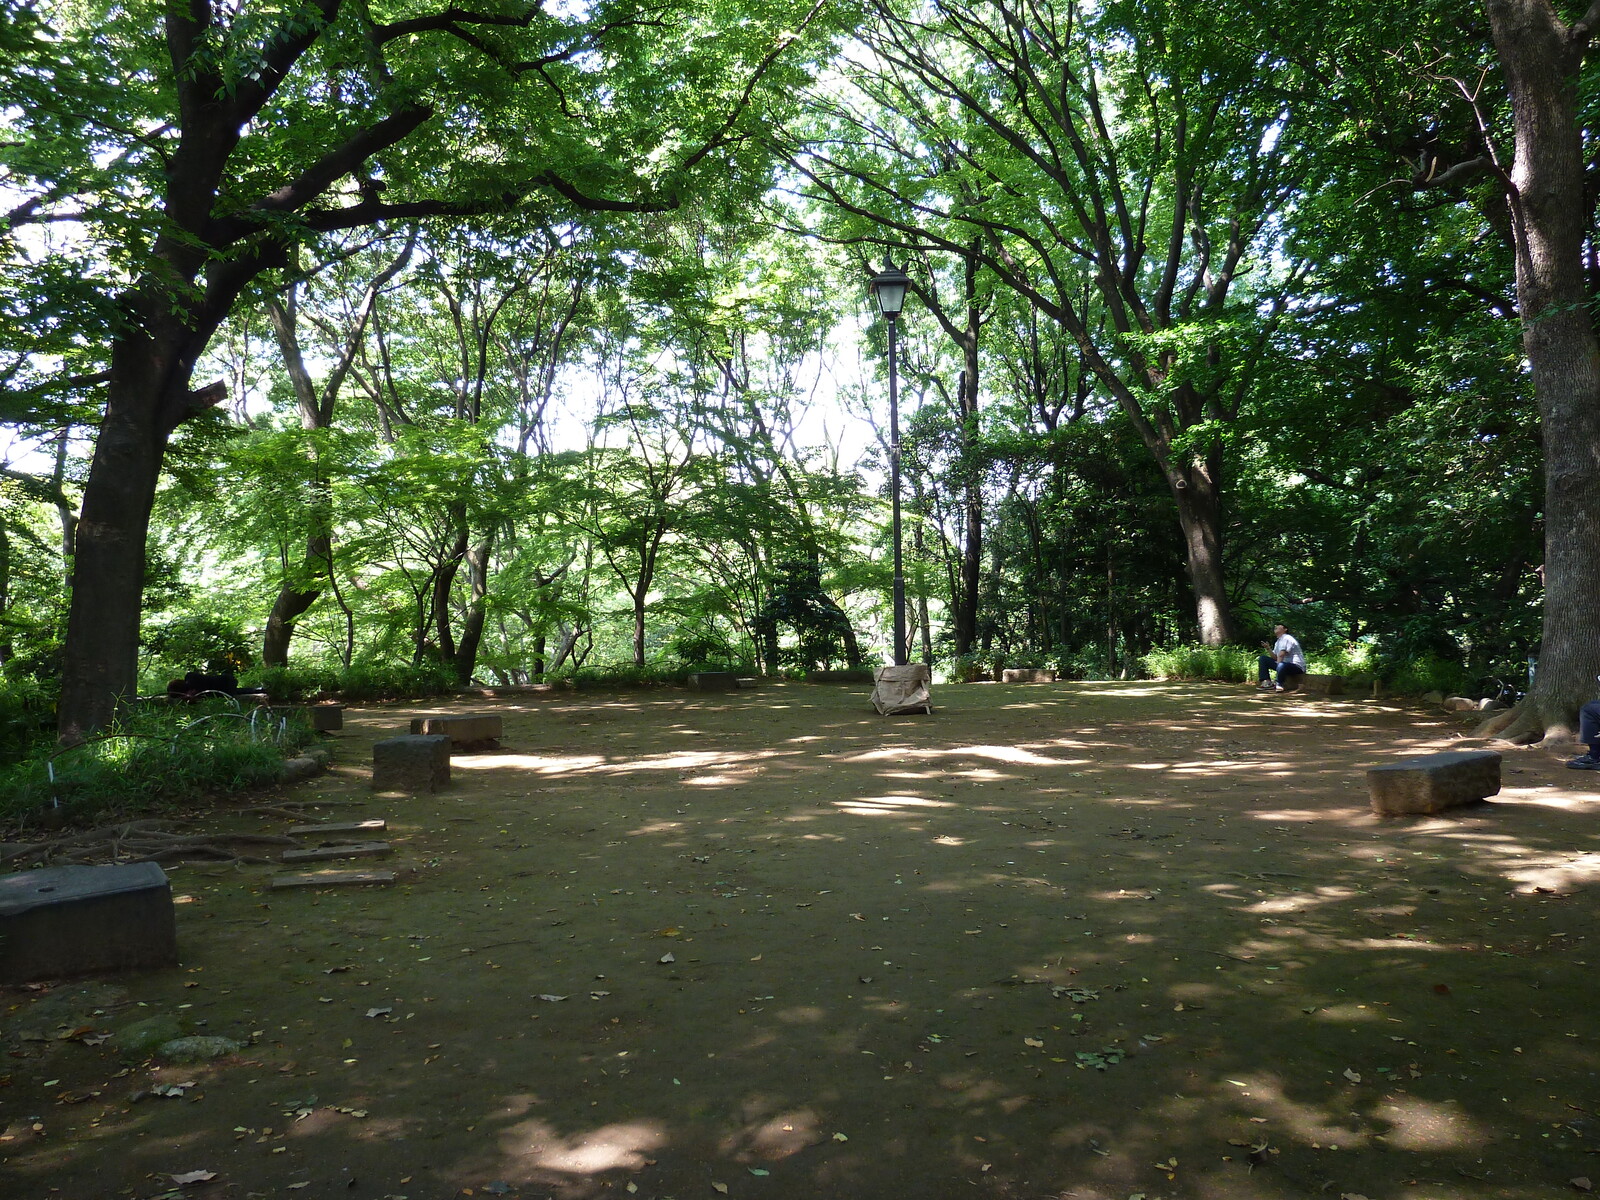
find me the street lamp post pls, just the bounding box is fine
[869,256,911,667]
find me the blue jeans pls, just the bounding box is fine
[1582,700,1600,751]
[1258,656,1306,687]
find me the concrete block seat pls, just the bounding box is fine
[0,862,178,983]
[408,714,502,750]
[373,734,451,792]
[1001,668,1057,683]
[687,672,741,692]
[1367,749,1501,816]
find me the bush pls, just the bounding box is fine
[1141,644,1258,682]
[246,662,456,702]
[0,674,57,766]
[0,699,314,829]
[1383,652,1474,698]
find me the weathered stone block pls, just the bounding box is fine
[0,863,178,984]
[686,671,740,692]
[1001,668,1057,683]
[408,714,501,749]
[372,734,451,792]
[1299,674,1345,696]
[1367,749,1501,816]
[271,704,344,732]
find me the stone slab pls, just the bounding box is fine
[0,863,178,984]
[1367,749,1502,816]
[408,714,501,749]
[686,672,740,692]
[372,734,451,792]
[281,841,392,863]
[287,819,387,836]
[270,870,396,890]
[1299,674,1345,696]
[272,704,344,732]
[1001,668,1057,683]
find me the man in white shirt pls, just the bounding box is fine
[1256,624,1307,692]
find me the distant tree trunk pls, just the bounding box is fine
[453,533,495,684]
[1478,0,1600,743]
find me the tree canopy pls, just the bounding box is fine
[0,0,1593,744]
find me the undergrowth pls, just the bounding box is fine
[0,699,314,830]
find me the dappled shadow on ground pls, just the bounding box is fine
[4,681,1599,1200]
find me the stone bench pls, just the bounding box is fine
[686,672,740,692]
[1292,674,1344,696]
[1367,749,1501,816]
[271,704,344,732]
[1001,668,1057,683]
[408,714,501,749]
[0,862,178,983]
[373,734,451,792]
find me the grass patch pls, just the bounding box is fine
[0,699,314,831]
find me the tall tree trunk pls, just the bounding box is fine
[59,311,227,740]
[453,533,496,683]
[1168,453,1237,647]
[1479,0,1600,742]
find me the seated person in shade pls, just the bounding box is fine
[1257,624,1307,692]
[1569,699,1600,771]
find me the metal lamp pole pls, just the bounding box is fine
[869,256,912,667]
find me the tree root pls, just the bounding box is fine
[3,820,300,868]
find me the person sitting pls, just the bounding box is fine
[1569,699,1600,770]
[1256,624,1307,692]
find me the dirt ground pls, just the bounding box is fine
[4,679,1600,1200]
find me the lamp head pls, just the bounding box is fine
[869,255,911,318]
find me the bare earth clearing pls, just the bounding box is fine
[4,680,1600,1200]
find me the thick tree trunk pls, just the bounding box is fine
[956,358,983,660]
[58,306,226,739]
[1167,453,1237,646]
[1481,0,1600,742]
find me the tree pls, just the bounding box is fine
[1,0,839,738]
[789,0,1314,645]
[1474,0,1600,741]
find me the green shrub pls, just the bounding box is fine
[0,700,313,828]
[1141,644,1258,682]
[1384,652,1473,698]
[0,674,57,766]
[246,662,456,702]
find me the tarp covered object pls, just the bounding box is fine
[871,663,932,715]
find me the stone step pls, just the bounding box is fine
[270,870,396,890]
[287,819,387,836]
[280,842,393,864]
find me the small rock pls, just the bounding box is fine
[157,1035,242,1063]
[1444,696,1478,712]
[1477,697,1505,711]
[115,1015,187,1056]
[1424,690,1446,703]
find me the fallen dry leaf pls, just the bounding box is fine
[1342,1068,1361,1083]
[1572,1179,1594,1193]
[169,1171,217,1185]
[659,952,676,964]
[712,1184,729,1195]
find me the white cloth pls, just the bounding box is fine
[871,663,932,715]
[1273,633,1306,670]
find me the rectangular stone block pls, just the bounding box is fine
[686,672,740,692]
[287,819,387,836]
[373,734,451,792]
[0,863,178,984]
[271,704,343,732]
[1367,749,1502,816]
[1001,668,1057,683]
[407,714,501,749]
[1299,674,1345,696]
